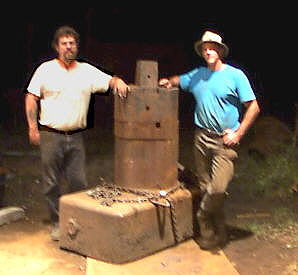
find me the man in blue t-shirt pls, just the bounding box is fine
[159,30,260,250]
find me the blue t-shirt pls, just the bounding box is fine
[180,64,256,133]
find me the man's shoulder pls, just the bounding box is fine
[223,64,250,82]
[77,61,113,79]
[225,64,245,75]
[36,59,58,70]
[77,61,100,72]
[28,59,57,78]
[77,60,91,67]
[182,66,206,77]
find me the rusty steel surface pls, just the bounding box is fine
[59,187,199,264]
[59,60,201,264]
[134,60,158,87]
[114,60,179,190]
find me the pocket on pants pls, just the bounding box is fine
[222,146,238,161]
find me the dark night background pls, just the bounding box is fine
[0,6,294,131]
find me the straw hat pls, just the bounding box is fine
[194,31,229,58]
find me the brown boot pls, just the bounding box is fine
[213,211,228,248]
[195,209,220,250]
[195,193,227,250]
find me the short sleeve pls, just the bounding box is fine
[235,70,256,103]
[27,65,44,97]
[86,64,112,93]
[179,68,199,91]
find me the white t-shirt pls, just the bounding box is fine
[27,59,112,131]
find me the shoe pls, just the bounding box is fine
[195,209,218,250]
[195,193,228,250]
[195,219,228,250]
[51,223,60,241]
[194,235,221,250]
[213,211,228,248]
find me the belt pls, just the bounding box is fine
[39,125,84,135]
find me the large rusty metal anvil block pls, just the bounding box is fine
[59,60,200,263]
[59,186,199,263]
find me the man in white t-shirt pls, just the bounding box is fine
[25,25,130,241]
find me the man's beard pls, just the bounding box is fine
[63,50,77,63]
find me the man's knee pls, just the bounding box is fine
[200,192,226,214]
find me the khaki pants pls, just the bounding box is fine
[194,128,238,212]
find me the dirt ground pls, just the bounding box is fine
[1,126,298,275]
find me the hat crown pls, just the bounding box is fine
[194,31,229,58]
[201,31,223,44]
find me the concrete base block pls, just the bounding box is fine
[59,186,200,264]
[0,207,25,226]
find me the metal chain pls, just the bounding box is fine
[87,177,183,205]
[86,177,184,242]
[166,196,182,243]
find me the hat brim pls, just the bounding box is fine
[194,40,229,58]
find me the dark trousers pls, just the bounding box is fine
[40,131,88,222]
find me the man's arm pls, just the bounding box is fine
[25,93,40,145]
[109,76,130,98]
[223,99,260,146]
[159,75,180,88]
